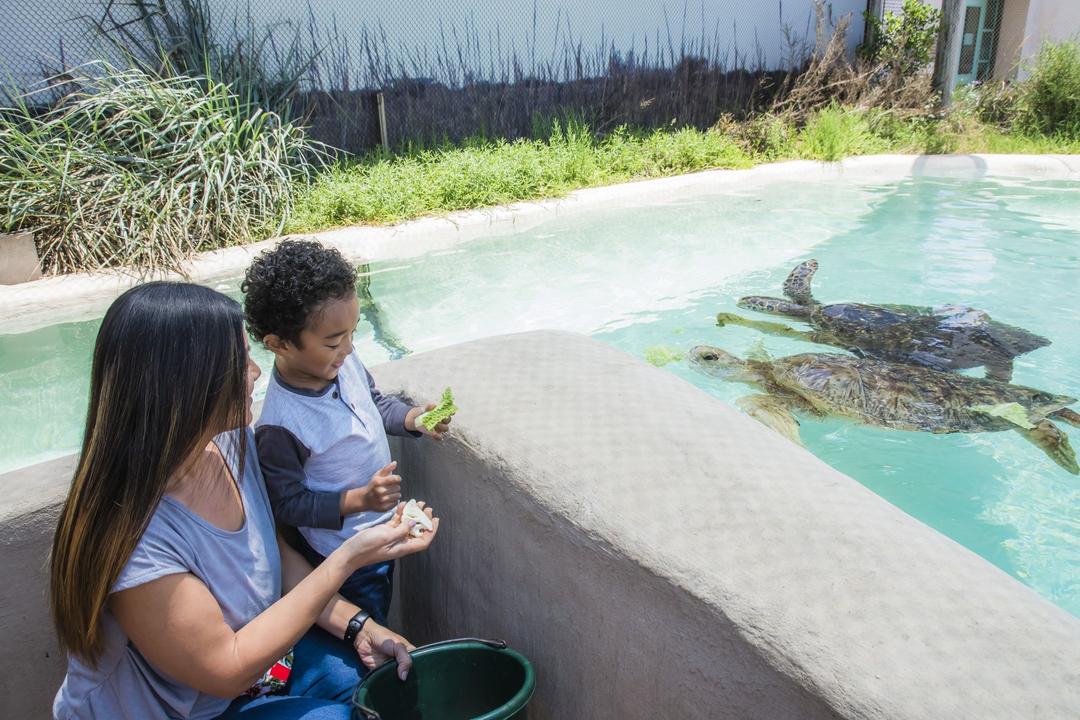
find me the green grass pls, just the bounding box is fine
[285,125,752,232]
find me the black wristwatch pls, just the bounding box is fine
[343,609,370,644]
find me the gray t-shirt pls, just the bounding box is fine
[53,430,282,720]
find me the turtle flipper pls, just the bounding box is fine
[357,264,410,359]
[782,259,818,305]
[984,358,1014,383]
[717,312,817,342]
[1049,408,1080,428]
[737,394,803,446]
[1017,420,1079,475]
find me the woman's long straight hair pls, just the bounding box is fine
[50,282,249,664]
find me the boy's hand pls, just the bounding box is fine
[406,403,452,440]
[341,461,401,514]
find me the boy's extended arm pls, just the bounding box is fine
[365,367,422,438]
[255,425,344,530]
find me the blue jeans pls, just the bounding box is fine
[296,533,395,627]
[216,627,364,719]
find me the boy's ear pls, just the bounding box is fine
[263,333,289,354]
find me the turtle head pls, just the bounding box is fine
[688,345,764,386]
[736,296,811,319]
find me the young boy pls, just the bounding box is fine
[243,239,450,626]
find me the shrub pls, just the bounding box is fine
[860,0,942,78]
[772,2,937,124]
[1013,39,1080,137]
[950,81,1021,129]
[0,64,319,273]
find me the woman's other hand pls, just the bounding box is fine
[353,622,415,680]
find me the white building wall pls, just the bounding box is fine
[1022,0,1080,63]
[2,0,866,94]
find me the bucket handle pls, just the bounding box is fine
[353,638,509,720]
[408,636,508,652]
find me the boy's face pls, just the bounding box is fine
[268,292,360,385]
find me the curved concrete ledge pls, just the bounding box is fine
[371,331,1080,719]
[2,153,1078,334]
[3,332,1080,717]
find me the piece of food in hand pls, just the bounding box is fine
[414,387,458,431]
[401,499,434,537]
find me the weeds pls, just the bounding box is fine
[798,104,885,161]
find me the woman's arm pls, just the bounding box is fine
[279,535,416,676]
[111,511,436,698]
[110,560,350,698]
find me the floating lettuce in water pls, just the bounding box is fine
[971,402,1036,429]
[747,338,773,363]
[415,387,457,431]
[401,499,434,537]
[644,346,684,367]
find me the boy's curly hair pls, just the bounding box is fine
[242,239,357,346]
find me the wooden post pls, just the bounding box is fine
[933,0,967,106]
[864,0,885,51]
[376,92,390,154]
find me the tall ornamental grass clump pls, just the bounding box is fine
[0,65,319,274]
[1013,39,1080,138]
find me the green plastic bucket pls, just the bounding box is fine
[351,638,535,720]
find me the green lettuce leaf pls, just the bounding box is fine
[644,346,684,367]
[970,402,1036,429]
[416,387,458,431]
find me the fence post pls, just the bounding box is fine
[376,92,390,154]
[932,0,966,106]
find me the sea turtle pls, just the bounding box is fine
[716,259,1050,382]
[687,345,1080,475]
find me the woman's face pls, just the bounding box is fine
[244,337,262,426]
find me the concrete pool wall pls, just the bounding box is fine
[4,331,1079,718]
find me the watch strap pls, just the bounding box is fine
[344,609,370,644]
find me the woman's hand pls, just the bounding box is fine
[354,622,415,680]
[333,502,439,571]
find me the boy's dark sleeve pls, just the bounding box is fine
[255,425,344,530]
[365,367,423,439]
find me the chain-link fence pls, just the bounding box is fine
[2,1,867,153]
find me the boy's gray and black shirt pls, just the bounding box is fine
[254,353,419,557]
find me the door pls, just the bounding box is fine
[956,0,986,84]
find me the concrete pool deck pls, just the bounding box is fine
[2,153,1079,335]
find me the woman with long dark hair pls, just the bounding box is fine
[49,282,437,719]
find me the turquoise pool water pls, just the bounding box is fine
[1,174,1077,615]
